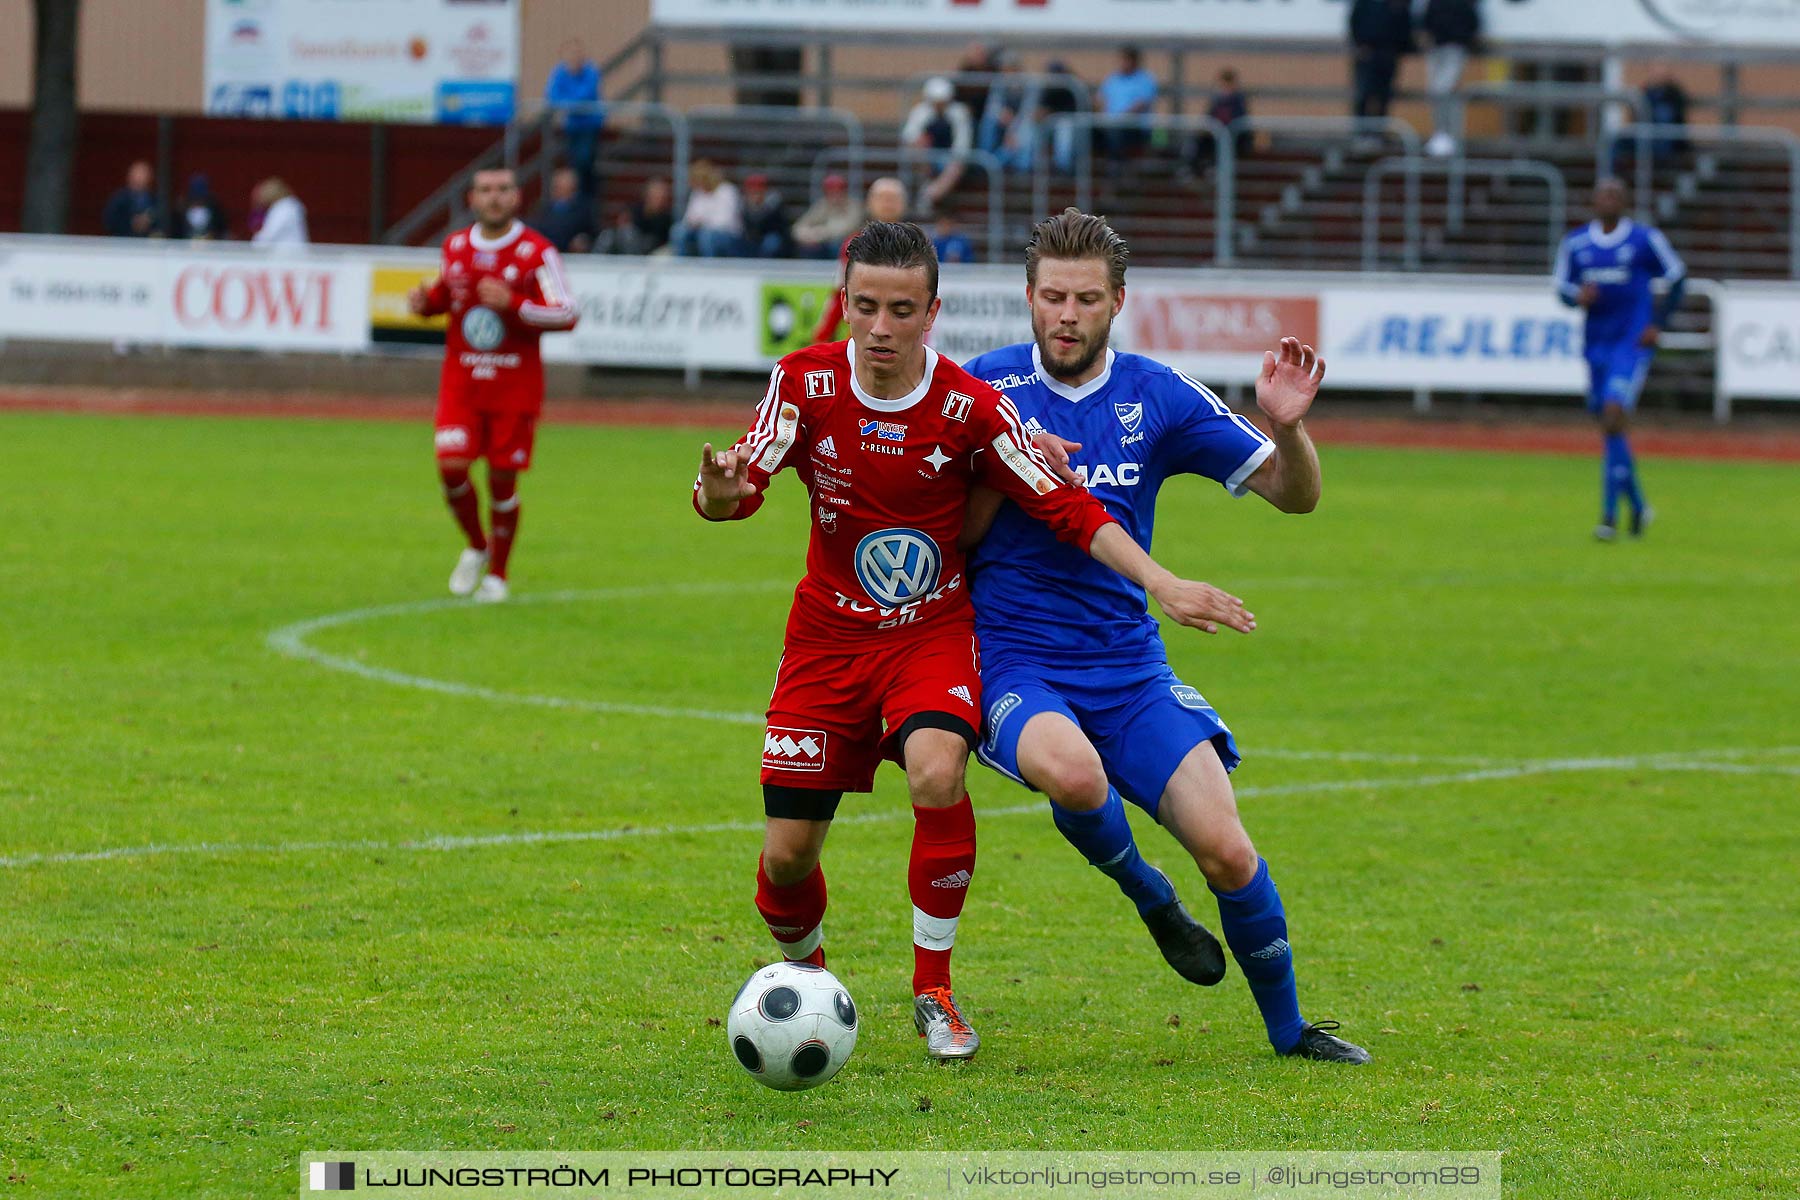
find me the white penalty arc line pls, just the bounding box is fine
[7,750,1798,871]
[265,582,795,726]
[264,585,1523,766]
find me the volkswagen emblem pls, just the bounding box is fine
[853,528,941,608]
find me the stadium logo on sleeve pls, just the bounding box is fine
[1114,402,1144,434]
[460,306,506,351]
[853,528,941,607]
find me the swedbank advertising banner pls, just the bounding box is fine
[649,0,1800,47]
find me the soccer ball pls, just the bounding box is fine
[726,961,858,1091]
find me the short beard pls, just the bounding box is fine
[1034,326,1109,382]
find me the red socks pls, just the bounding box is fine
[755,856,827,967]
[487,472,519,579]
[440,466,486,550]
[908,795,976,994]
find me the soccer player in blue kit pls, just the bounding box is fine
[959,209,1369,1063]
[1554,177,1686,540]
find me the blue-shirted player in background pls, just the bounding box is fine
[960,209,1368,1063]
[1555,178,1686,541]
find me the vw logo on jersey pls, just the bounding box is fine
[854,528,941,608]
[461,305,506,351]
[1114,402,1143,434]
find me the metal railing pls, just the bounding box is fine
[1041,113,1236,265]
[1598,123,1800,278]
[1455,82,1647,145]
[1362,157,1567,272]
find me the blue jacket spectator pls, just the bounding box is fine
[103,161,164,238]
[933,216,975,265]
[546,40,604,195]
[176,173,228,240]
[1097,46,1157,163]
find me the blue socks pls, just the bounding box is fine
[1603,432,1644,525]
[1212,858,1308,1053]
[1051,788,1175,916]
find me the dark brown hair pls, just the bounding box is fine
[1026,207,1129,291]
[845,220,939,300]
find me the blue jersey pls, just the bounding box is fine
[966,343,1273,668]
[1555,218,1686,350]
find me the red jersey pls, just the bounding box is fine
[418,220,577,413]
[697,339,1118,652]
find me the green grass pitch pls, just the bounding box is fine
[2,410,1796,1198]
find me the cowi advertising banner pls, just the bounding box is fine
[205,0,519,124]
[649,0,1800,47]
[0,239,370,352]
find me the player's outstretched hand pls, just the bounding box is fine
[1256,336,1325,429]
[697,442,760,516]
[1149,577,1256,636]
[1031,431,1084,487]
[406,283,431,316]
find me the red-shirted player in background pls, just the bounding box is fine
[694,222,1249,1061]
[409,168,578,603]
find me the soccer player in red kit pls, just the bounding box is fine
[694,222,1246,1060]
[409,168,578,603]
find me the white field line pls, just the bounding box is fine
[6,750,1797,871]
[264,587,1518,764]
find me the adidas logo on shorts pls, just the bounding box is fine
[948,685,973,705]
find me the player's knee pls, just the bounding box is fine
[1034,751,1109,811]
[760,839,818,885]
[1196,833,1259,892]
[1600,403,1628,434]
[904,750,966,809]
[439,459,472,484]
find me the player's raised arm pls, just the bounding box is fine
[973,391,1253,635]
[692,365,800,522]
[1242,336,1324,515]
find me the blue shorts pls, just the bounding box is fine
[974,655,1240,821]
[1586,342,1655,413]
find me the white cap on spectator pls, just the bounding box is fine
[923,76,954,103]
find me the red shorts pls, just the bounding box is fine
[434,393,537,470]
[761,631,982,793]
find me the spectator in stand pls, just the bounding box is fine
[952,42,997,123]
[596,176,675,256]
[932,213,974,265]
[740,173,793,258]
[103,161,164,238]
[1186,67,1251,175]
[528,167,598,253]
[673,159,745,258]
[1419,0,1481,157]
[1350,0,1414,123]
[901,76,974,212]
[1096,45,1159,167]
[978,49,1028,159]
[176,172,228,240]
[1642,63,1691,166]
[1039,60,1084,174]
[792,173,862,259]
[250,178,309,246]
[807,176,910,344]
[545,39,604,196]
